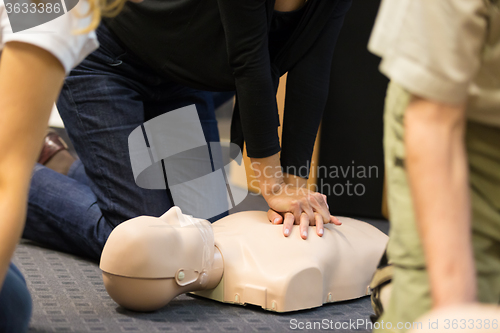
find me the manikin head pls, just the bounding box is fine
[100,207,223,312]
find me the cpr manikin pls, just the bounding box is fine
[100,207,388,312]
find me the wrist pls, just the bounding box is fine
[433,292,476,309]
[249,153,285,199]
[260,177,285,199]
[428,249,477,308]
[283,173,307,188]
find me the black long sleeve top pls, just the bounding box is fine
[105,0,351,178]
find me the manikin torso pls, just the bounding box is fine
[100,207,388,312]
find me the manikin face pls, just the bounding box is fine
[101,206,215,280]
[99,207,218,311]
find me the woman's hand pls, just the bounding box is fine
[265,184,341,239]
[250,154,341,239]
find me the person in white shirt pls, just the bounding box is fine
[0,0,133,331]
[368,0,500,332]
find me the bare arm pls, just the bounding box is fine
[274,0,305,12]
[0,42,65,287]
[405,96,476,308]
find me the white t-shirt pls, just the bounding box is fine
[369,0,500,128]
[0,0,98,73]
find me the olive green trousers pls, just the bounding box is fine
[375,82,500,333]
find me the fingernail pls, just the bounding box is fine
[284,229,290,236]
[273,218,280,224]
[319,228,324,235]
[302,231,307,238]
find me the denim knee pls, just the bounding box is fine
[0,263,32,333]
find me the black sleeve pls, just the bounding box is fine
[217,0,281,158]
[280,2,349,178]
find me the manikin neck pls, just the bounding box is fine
[200,247,224,290]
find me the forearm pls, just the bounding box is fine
[0,183,30,288]
[280,1,347,178]
[405,97,475,308]
[217,0,281,158]
[0,42,65,286]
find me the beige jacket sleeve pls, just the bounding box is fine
[369,0,489,105]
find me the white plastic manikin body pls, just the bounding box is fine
[100,207,388,312]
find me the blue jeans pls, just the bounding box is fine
[0,263,32,333]
[24,23,223,260]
